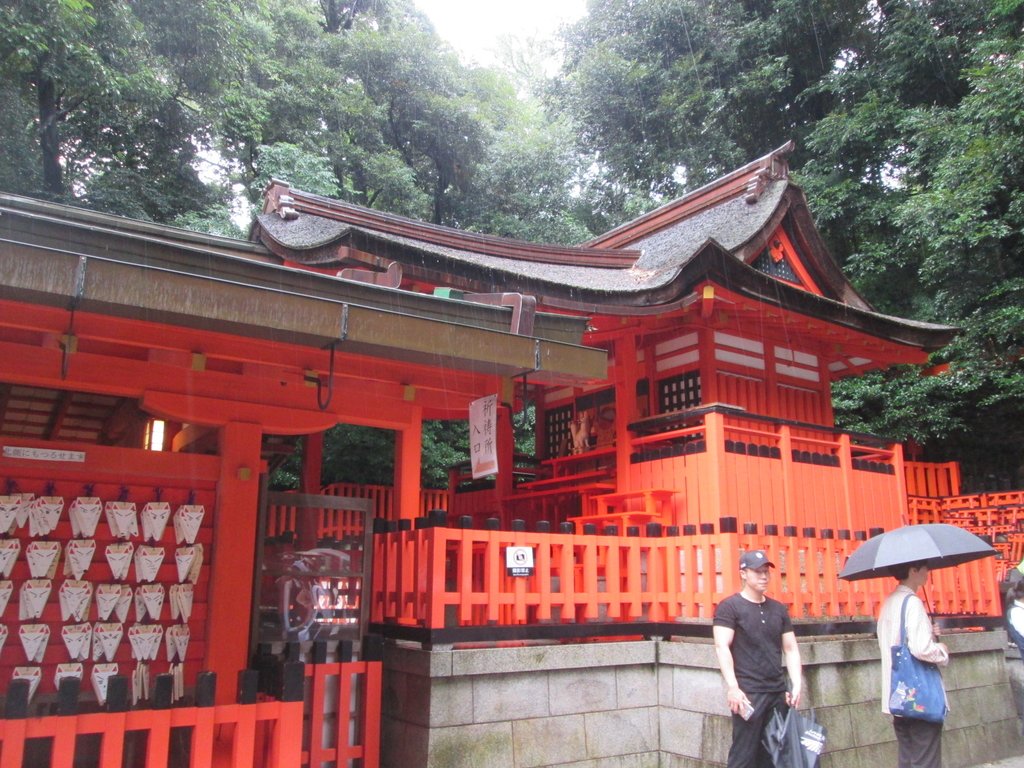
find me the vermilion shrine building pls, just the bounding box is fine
[0,143,1020,767]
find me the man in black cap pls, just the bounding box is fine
[713,549,803,768]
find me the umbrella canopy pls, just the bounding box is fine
[839,523,996,581]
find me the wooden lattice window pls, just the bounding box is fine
[544,404,574,458]
[658,370,702,413]
[752,248,799,282]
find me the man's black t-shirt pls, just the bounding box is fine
[713,593,793,693]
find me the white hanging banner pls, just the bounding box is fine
[469,394,499,480]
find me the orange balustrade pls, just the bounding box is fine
[370,527,1001,629]
[0,699,303,768]
[303,660,381,768]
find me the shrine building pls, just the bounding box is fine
[0,142,1020,768]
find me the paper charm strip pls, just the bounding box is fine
[135,584,165,621]
[175,544,203,584]
[28,495,63,537]
[0,538,19,577]
[128,623,163,661]
[69,497,103,538]
[19,623,49,663]
[134,545,164,583]
[169,583,194,622]
[105,501,139,540]
[64,539,96,580]
[93,623,123,663]
[26,540,61,578]
[174,504,204,545]
[105,542,134,580]
[165,624,190,663]
[55,663,84,690]
[19,579,52,620]
[61,623,92,661]
[91,663,119,705]
[0,624,7,654]
[14,492,33,529]
[170,662,185,703]
[95,584,121,621]
[141,501,171,542]
[0,495,23,532]
[132,662,150,705]
[12,667,42,703]
[59,579,93,622]
[0,579,12,617]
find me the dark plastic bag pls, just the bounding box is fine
[762,707,827,768]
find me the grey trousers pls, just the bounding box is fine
[893,716,942,768]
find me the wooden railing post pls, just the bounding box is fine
[778,424,796,529]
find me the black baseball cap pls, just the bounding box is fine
[739,550,775,569]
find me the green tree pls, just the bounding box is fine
[553,0,867,221]
[799,0,1024,486]
[0,0,246,219]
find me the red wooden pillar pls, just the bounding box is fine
[296,431,325,549]
[394,406,422,520]
[703,411,727,524]
[614,332,639,492]
[207,420,263,704]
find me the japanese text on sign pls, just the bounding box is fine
[3,445,86,463]
[469,394,498,479]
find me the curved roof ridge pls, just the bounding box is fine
[262,180,640,269]
[586,141,795,249]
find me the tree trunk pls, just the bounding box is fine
[36,65,63,196]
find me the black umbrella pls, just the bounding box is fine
[838,523,996,581]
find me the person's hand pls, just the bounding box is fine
[786,684,802,708]
[726,685,749,715]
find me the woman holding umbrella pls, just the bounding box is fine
[839,523,996,768]
[876,561,949,768]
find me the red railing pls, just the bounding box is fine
[370,526,1001,628]
[908,491,1024,579]
[267,484,450,538]
[0,659,384,768]
[0,699,304,768]
[303,660,381,768]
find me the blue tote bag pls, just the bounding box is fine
[888,595,947,723]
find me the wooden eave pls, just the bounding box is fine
[578,242,956,359]
[0,195,607,390]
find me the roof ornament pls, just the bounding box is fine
[276,194,299,221]
[744,169,769,204]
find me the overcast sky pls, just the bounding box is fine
[414,0,587,66]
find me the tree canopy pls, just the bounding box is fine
[2,0,1022,487]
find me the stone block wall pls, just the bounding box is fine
[381,631,1024,768]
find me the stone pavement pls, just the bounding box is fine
[976,759,1024,768]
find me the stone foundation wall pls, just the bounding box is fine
[381,631,1024,768]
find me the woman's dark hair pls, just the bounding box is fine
[1011,579,1024,601]
[889,560,929,581]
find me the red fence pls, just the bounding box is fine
[371,526,1001,628]
[303,660,381,768]
[0,659,383,768]
[267,484,449,538]
[0,698,303,768]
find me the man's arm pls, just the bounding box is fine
[781,630,802,707]
[713,624,748,714]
